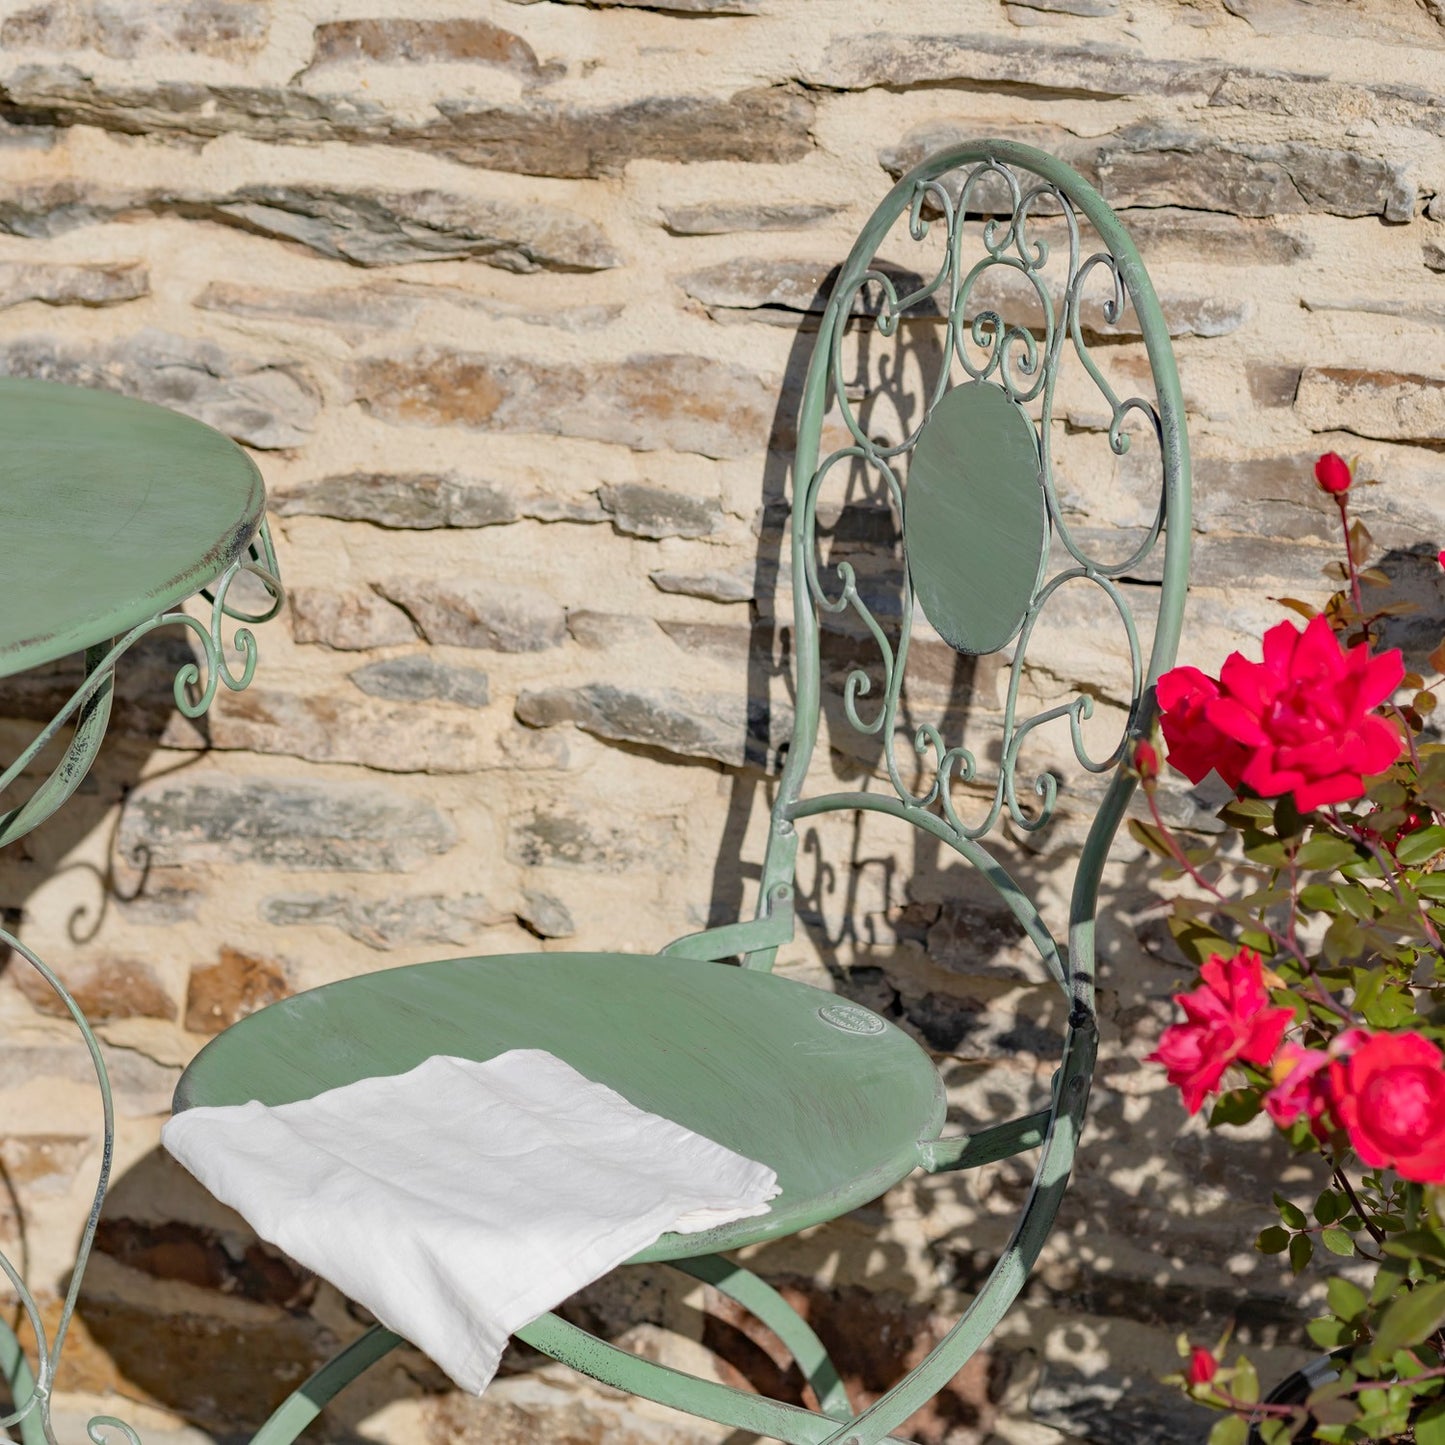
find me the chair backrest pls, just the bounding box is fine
[751,140,1192,1004]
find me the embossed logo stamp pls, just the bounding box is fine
[817,1003,886,1036]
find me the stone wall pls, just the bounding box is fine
[0,2,1443,1443]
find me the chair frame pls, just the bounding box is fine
[242,138,1192,1445]
[4,139,1191,1445]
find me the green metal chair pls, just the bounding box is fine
[171,140,1192,1445]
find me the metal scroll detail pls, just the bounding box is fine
[0,520,284,1445]
[0,521,284,849]
[798,161,1167,844]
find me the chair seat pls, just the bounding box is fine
[173,951,947,1262]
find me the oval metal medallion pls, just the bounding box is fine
[903,381,1047,656]
[817,1003,886,1036]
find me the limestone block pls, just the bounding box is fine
[0,1045,176,1116]
[1295,365,1445,444]
[353,350,778,460]
[94,1217,315,1310]
[524,0,756,9]
[1095,125,1417,221]
[274,474,520,530]
[304,18,562,83]
[196,282,623,339]
[287,585,418,651]
[0,0,269,58]
[662,201,842,235]
[375,577,567,652]
[598,482,721,539]
[117,776,457,872]
[348,656,490,708]
[1210,70,1445,135]
[207,687,499,773]
[0,259,147,308]
[0,182,618,272]
[261,892,508,951]
[809,32,1216,96]
[517,890,576,939]
[0,67,813,179]
[12,953,175,1022]
[188,186,619,272]
[0,330,318,449]
[184,946,290,1034]
[516,683,782,769]
[681,254,1252,338]
[505,807,680,874]
[649,566,757,603]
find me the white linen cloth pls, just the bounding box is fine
[162,1049,779,1393]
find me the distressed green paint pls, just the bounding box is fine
[248,1326,403,1445]
[904,381,1046,656]
[175,952,946,1261]
[0,379,264,678]
[673,1256,852,1419]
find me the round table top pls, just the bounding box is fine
[0,379,265,679]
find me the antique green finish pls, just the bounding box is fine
[166,139,1191,1445]
[0,379,282,1445]
[903,380,1047,656]
[176,953,947,1259]
[0,379,264,676]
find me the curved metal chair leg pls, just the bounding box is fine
[1,1318,49,1445]
[517,1310,883,1444]
[248,1324,402,1445]
[813,1026,1096,1445]
[671,1255,852,1419]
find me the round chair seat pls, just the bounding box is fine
[173,951,946,1262]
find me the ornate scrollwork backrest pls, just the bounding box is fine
[755,140,1191,981]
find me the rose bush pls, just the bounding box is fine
[1139,454,1445,1443]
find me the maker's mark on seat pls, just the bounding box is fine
[818,1003,886,1035]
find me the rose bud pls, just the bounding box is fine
[1314,452,1353,495]
[1187,1347,1219,1386]
[1134,740,1160,782]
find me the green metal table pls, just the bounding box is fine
[0,377,283,1445]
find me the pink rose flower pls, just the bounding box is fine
[1206,615,1404,811]
[1156,666,1251,791]
[1148,949,1294,1115]
[1263,1043,1332,1135]
[1330,1031,1445,1184]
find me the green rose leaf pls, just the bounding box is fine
[1232,1357,1260,1406]
[1362,984,1418,1029]
[1308,1315,1354,1348]
[1296,834,1363,870]
[1290,1231,1314,1273]
[1321,1226,1355,1256]
[1370,1279,1445,1364]
[1299,882,1343,913]
[1207,1414,1249,1445]
[1212,1090,1262,1127]
[1327,1276,1368,1321]
[1415,1398,1445,1445]
[1257,1225,1290,1254]
[1395,826,1445,865]
[1275,1193,1308,1229]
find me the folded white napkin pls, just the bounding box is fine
[162,1050,779,1393]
